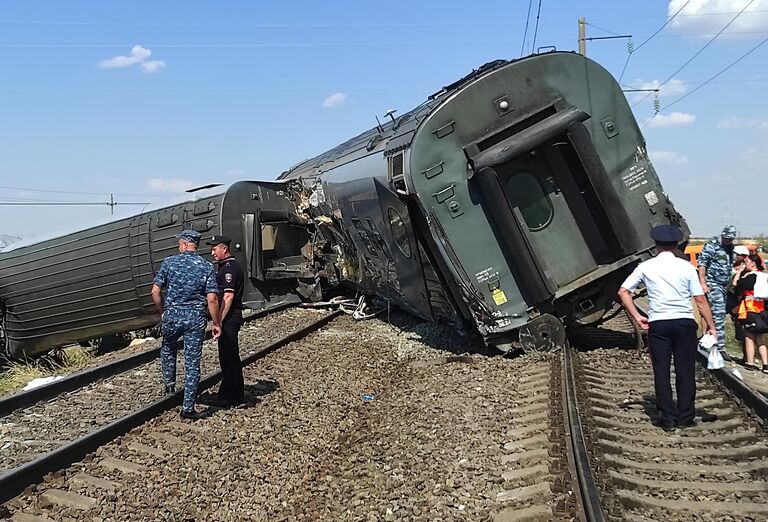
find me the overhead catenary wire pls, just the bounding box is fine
[585,22,624,37]
[660,36,768,112]
[2,11,767,27]
[520,0,534,57]
[632,0,756,108]
[0,185,170,197]
[3,31,768,50]
[619,0,691,82]
[531,0,544,53]
[0,202,149,206]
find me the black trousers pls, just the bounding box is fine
[218,318,244,402]
[648,318,698,424]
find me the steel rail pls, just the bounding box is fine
[562,345,606,522]
[695,350,768,422]
[0,302,293,417]
[0,309,340,504]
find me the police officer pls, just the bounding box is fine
[151,230,221,419]
[698,225,737,360]
[618,225,716,432]
[207,235,245,407]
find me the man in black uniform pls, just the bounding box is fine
[206,235,245,407]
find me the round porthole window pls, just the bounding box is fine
[387,207,412,258]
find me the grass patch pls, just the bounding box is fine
[0,345,98,396]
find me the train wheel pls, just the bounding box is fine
[518,313,567,353]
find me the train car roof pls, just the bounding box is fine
[0,179,280,253]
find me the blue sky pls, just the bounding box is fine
[1,0,766,240]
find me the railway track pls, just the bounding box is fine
[0,303,292,415]
[0,312,583,521]
[4,304,768,521]
[0,307,337,504]
[563,321,768,521]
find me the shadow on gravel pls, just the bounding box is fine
[196,379,279,412]
[244,379,280,405]
[379,309,495,356]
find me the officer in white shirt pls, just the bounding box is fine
[618,225,716,432]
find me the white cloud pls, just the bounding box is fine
[146,178,194,192]
[98,45,165,73]
[645,111,696,128]
[668,0,768,36]
[649,150,690,165]
[140,60,166,74]
[322,92,348,109]
[717,116,768,129]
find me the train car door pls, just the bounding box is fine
[128,215,156,313]
[374,179,431,318]
[497,146,597,288]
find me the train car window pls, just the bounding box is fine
[387,207,412,258]
[506,172,553,231]
[392,154,404,177]
[389,153,406,191]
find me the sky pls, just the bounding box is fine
[0,0,766,240]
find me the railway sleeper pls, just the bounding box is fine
[616,488,768,516]
[596,438,768,458]
[593,426,761,446]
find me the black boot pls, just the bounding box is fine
[164,385,176,397]
[180,409,204,420]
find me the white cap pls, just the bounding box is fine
[734,245,750,256]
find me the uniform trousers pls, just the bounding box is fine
[160,309,206,412]
[647,318,698,425]
[217,317,244,402]
[707,284,728,352]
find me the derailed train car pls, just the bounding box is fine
[280,52,688,351]
[0,182,322,358]
[1,52,687,357]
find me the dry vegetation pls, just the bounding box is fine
[0,346,97,395]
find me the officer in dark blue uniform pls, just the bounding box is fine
[619,225,716,432]
[207,235,245,407]
[151,230,222,419]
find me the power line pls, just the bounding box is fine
[0,39,527,49]
[632,0,756,108]
[0,185,167,197]
[585,22,624,37]
[2,31,767,50]
[1,11,767,27]
[661,36,768,112]
[619,0,691,82]
[520,0,534,57]
[0,202,149,206]
[531,0,544,53]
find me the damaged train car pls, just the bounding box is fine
[0,181,321,358]
[0,51,688,358]
[278,51,689,352]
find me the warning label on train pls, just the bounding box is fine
[621,165,649,191]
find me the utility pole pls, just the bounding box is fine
[109,193,115,215]
[578,17,631,57]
